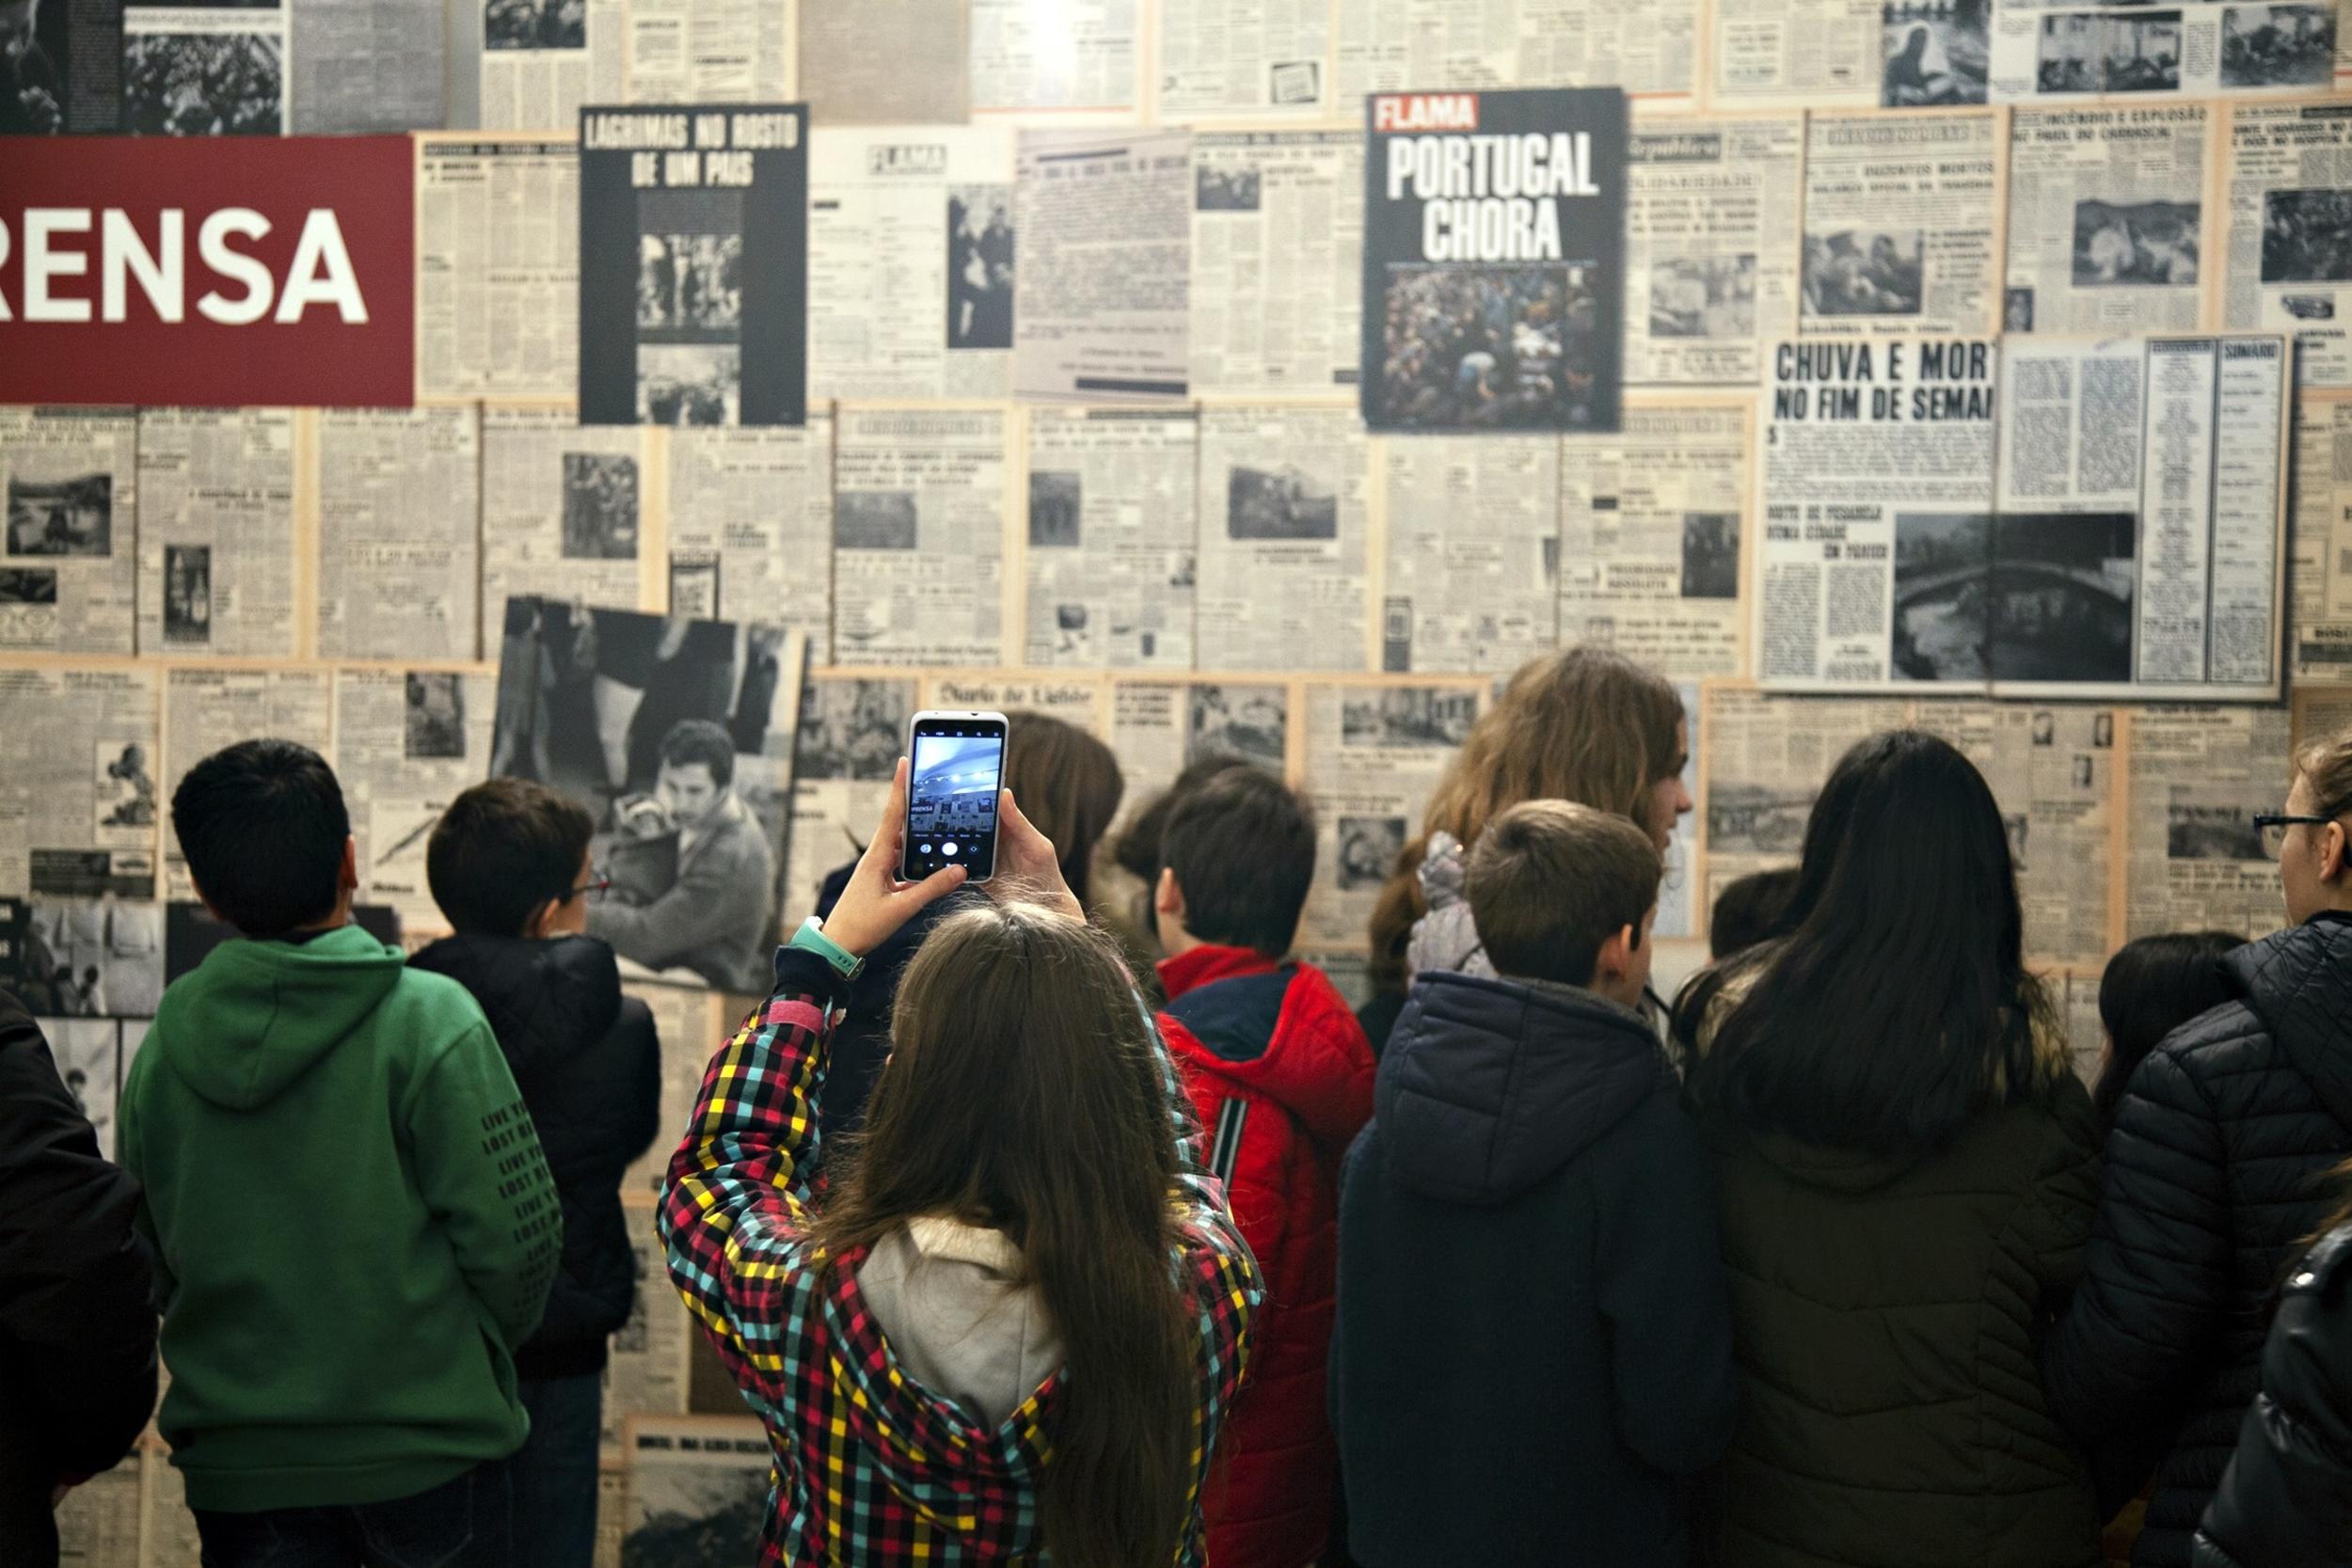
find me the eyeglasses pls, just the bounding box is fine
[2254,814,2336,859]
[570,866,612,903]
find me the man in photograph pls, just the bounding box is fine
[0,0,61,134]
[588,719,773,993]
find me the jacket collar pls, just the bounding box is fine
[1157,942,1280,1001]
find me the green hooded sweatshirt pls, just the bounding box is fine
[119,924,562,1513]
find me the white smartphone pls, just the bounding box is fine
[901,709,1009,883]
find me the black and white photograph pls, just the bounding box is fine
[2093,712,2115,749]
[1336,815,1407,891]
[95,740,155,841]
[1187,684,1286,772]
[1707,784,1815,856]
[2037,13,2181,95]
[621,1423,772,1568]
[1803,230,1924,317]
[636,343,740,427]
[2282,293,2336,320]
[0,567,57,609]
[2260,189,2352,283]
[1196,165,1262,212]
[1028,470,1082,547]
[404,673,466,760]
[1,0,65,134]
[2168,784,2267,862]
[163,544,211,645]
[1892,512,1992,683]
[1987,512,2134,684]
[2004,287,2035,332]
[2072,200,2199,288]
[485,0,582,49]
[2221,4,2333,88]
[2033,711,2057,747]
[1227,464,1337,541]
[1342,687,1478,749]
[1374,267,1610,430]
[1648,257,1756,341]
[794,678,912,782]
[834,490,918,550]
[1881,0,1989,106]
[2072,755,2095,789]
[668,556,718,619]
[561,453,640,559]
[13,896,163,1021]
[123,32,281,136]
[40,1018,121,1157]
[638,230,743,334]
[946,184,1015,351]
[7,474,110,556]
[1681,513,1740,601]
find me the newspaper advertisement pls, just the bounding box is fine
[579,103,809,427]
[122,3,288,135]
[832,409,1009,667]
[621,1417,773,1568]
[0,669,157,909]
[1799,110,2001,340]
[1013,126,1193,402]
[806,124,1017,402]
[1298,682,1483,949]
[799,0,965,124]
[333,667,494,931]
[2126,704,2295,941]
[1361,87,1629,433]
[785,673,917,931]
[1560,404,1750,677]
[618,979,719,1196]
[3,0,122,134]
[1757,336,1999,688]
[289,0,444,132]
[481,407,653,617]
[2004,105,2212,337]
[665,420,832,641]
[315,407,482,662]
[1024,407,1198,669]
[475,0,616,132]
[2222,101,2352,388]
[1697,684,1907,913]
[416,136,580,402]
[1708,0,1882,109]
[601,1198,692,1452]
[1989,2,2334,102]
[1379,435,1560,674]
[1155,0,1328,119]
[1334,0,1699,102]
[1198,404,1370,672]
[159,667,332,900]
[1624,115,1803,386]
[1108,677,1292,807]
[2291,390,2352,679]
[135,407,297,658]
[52,1460,141,1567]
[971,0,1139,114]
[1190,131,1364,395]
[0,407,136,656]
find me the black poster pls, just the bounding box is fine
[1360,87,1626,434]
[579,103,807,427]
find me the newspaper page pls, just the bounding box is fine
[798,0,965,124]
[2058,969,2105,1085]
[1334,0,1699,102]
[1298,682,1483,949]
[1155,0,1329,118]
[477,0,619,132]
[144,1446,206,1568]
[1023,407,1199,669]
[2290,389,2352,679]
[415,136,580,402]
[1013,127,1193,402]
[1993,334,2286,698]
[2004,105,2212,337]
[1799,110,2002,340]
[315,407,482,662]
[785,673,917,929]
[1378,435,1561,673]
[1708,0,1882,109]
[1989,1,2335,103]
[332,668,495,932]
[122,3,290,135]
[832,409,1009,667]
[618,980,719,1196]
[595,1468,627,1568]
[665,420,831,643]
[50,1449,141,1566]
[620,0,792,104]
[1198,404,1370,672]
[2126,704,2295,940]
[1559,404,1750,677]
[1757,336,1999,688]
[159,668,333,900]
[3,0,123,134]
[971,0,1139,114]
[0,669,157,909]
[289,0,444,132]
[621,1417,773,1565]
[2222,101,2352,388]
[1189,130,1364,396]
[1108,677,1293,810]
[135,408,298,659]
[601,1199,692,1454]
[1697,684,1908,912]
[806,125,1017,402]
[481,407,655,617]
[1624,115,1804,386]
[0,407,136,656]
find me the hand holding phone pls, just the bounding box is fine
[819,757,967,958]
[900,710,1008,883]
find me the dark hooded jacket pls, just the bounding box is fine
[2044,913,2352,1568]
[1331,970,1736,1568]
[409,932,660,1379]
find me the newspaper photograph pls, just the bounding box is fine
[1624,115,1803,386]
[617,978,719,1196]
[333,667,495,931]
[1879,0,1990,104]
[832,409,1009,668]
[26,1020,123,1150]
[135,407,297,658]
[1013,126,1193,402]
[1560,403,1750,677]
[1190,130,1364,396]
[0,668,157,905]
[14,881,162,1021]
[2004,105,2213,337]
[416,135,580,402]
[1334,0,1699,102]
[2291,389,2352,679]
[1154,0,1327,118]
[289,0,443,132]
[971,0,1140,115]
[1108,677,1292,813]
[315,407,483,662]
[1708,0,1882,109]
[123,3,288,135]
[2,0,121,132]
[2222,101,2352,388]
[1990,1,2334,102]
[1799,110,2001,340]
[1298,681,1482,949]
[160,667,333,901]
[600,1197,692,1451]
[798,0,965,124]
[784,673,916,930]
[664,420,831,641]
[2126,704,2295,941]
[1024,407,1198,670]
[806,125,1017,402]
[1697,684,1908,914]
[579,103,809,427]
[1198,404,1370,671]
[0,407,136,656]
[480,407,654,616]
[621,1417,773,1568]
[476,0,615,131]
[1379,435,1560,674]
[1361,87,1628,433]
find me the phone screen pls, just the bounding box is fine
[902,718,1006,881]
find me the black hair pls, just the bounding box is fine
[428,777,598,937]
[171,738,350,939]
[659,719,735,789]
[2092,931,2240,1132]
[1109,756,1254,888]
[1161,768,1316,959]
[1709,867,1799,960]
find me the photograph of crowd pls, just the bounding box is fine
[834,491,919,550]
[947,186,1015,351]
[1648,257,1756,341]
[8,475,110,557]
[2261,189,2352,283]
[561,453,640,559]
[1028,470,1082,547]
[636,344,739,428]
[1375,266,1608,430]
[2073,200,2199,287]
[1196,166,1262,212]
[2220,4,2333,88]
[15,896,163,1022]
[1881,0,1989,105]
[2037,13,2181,95]
[485,0,584,49]
[1337,816,1406,891]
[1227,465,1338,541]
[1803,230,1923,317]
[1682,514,1741,601]
[2168,784,2268,862]
[162,545,210,644]
[638,232,744,334]
[794,678,910,782]
[1187,684,1286,772]
[123,32,281,135]
[1343,687,1478,749]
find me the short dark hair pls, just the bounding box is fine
[1710,867,1799,959]
[1468,800,1661,989]
[428,778,597,936]
[171,739,350,938]
[2093,931,2240,1132]
[659,719,735,788]
[1161,768,1316,958]
[1111,756,1254,886]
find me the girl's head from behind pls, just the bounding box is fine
[1003,713,1124,909]
[2093,931,2239,1131]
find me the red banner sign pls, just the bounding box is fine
[0,136,415,407]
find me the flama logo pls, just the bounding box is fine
[1373,94,1480,133]
[869,144,949,177]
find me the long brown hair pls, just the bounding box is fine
[1367,647,1684,990]
[1005,712,1125,908]
[813,903,1196,1567]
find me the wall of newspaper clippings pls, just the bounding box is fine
[11,0,2352,1559]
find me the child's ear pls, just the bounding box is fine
[1596,923,1637,979]
[1154,866,1184,919]
[521,897,560,940]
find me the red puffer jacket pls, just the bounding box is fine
[1157,944,1377,1568]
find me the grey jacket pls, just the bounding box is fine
[589,793,776,993]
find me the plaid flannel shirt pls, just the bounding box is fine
[660,947,1263,1566]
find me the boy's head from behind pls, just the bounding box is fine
[429,778,597,938]
[1709,866,1799,960]
[1467,800,1661,1010]
[1154,767,1315,960]
[2092,929,2239,1131]
[172,738,353,939]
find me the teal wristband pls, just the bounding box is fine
[790,915,866,982]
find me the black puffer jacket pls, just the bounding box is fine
[408,933,660,1379]
[2043,912,2352,1568]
